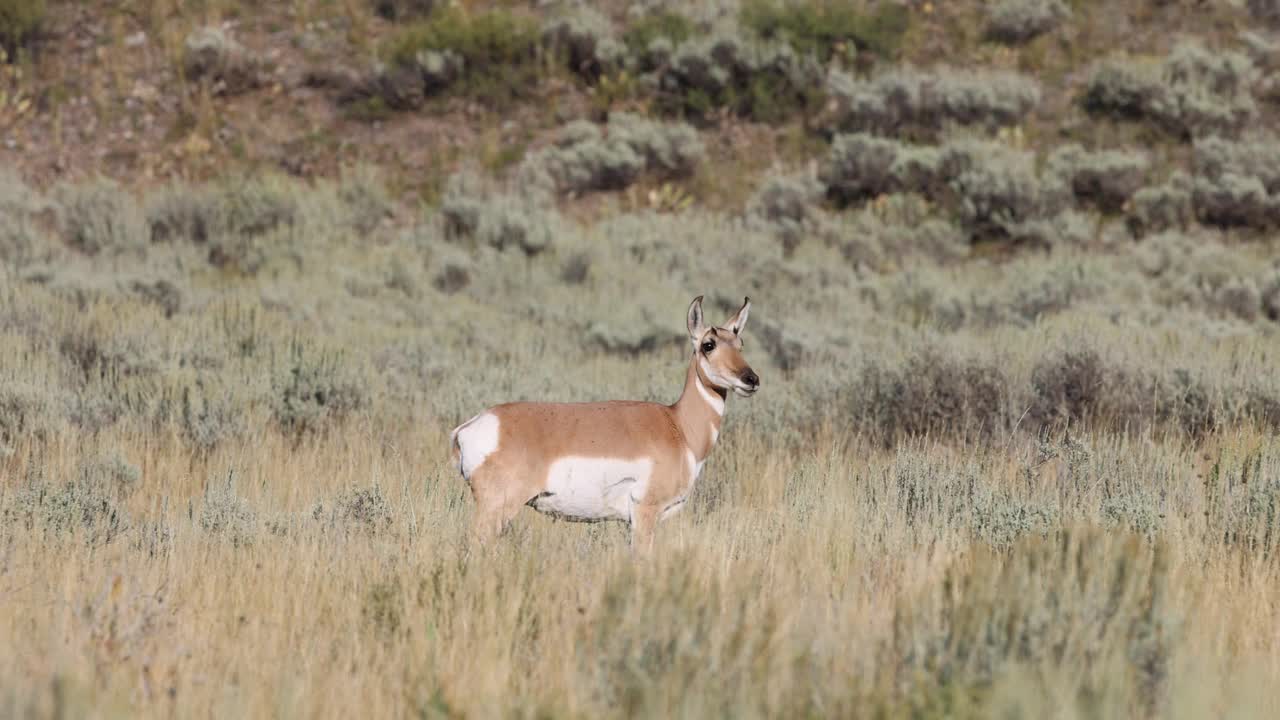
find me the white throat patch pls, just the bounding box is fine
[695,361,726,416]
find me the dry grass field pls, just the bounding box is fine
[3,169,1280,717]
[4,0,1280,717]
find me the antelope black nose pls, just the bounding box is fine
[743,370,760,388]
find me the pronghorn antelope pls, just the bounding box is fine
[450,296,760,549]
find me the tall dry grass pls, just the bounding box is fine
[3,420,1280,718]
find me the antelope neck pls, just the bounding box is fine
[672,352,726,462]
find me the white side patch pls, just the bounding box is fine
[531,457,654,522]
[695,362,726,416]
[456,412,500,479]
[708,423,719,447]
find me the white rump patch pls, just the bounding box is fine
[455,412,500,479]
[530,457,654,522]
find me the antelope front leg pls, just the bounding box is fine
[630,503,660,555]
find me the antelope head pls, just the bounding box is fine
[686,296,760,398]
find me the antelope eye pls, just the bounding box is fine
[701,339,716,354]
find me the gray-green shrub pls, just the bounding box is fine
[949,140,1056,244]
[1045,145,1149,214]
[200,476,257,546]
[271,343,366,437]
[1083,43,1257,139]
[440,171,554,256]
[520,113,703,195]
[825,67,1040,136]
[819,133,945,205]
[1127,171,1193,236]
[849,348,1014,444]
[542,6,625,81]
[59,178,145,255]
[747,170,824,252]
[3,469,130,545]
[645,28,827,122]
[1191,135,1280,228]
[820,135,1066,244]
[183,26,265,95]
[985,0,1069,44]
[314,485,394,535]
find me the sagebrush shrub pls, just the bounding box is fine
[145,176,298,273]
[315,486,394,535]
[1204,447,1280,556]
[1127,172,1193,236]
[1263,273,1280,321]
[271,343,366,437]
[825,67,1040,136]
[440,171,554,255]
[820,133,942,205]
[985,0,1069,44]
[0,380,58,448]
[621,8,694,58]
[1029,347,1224,438]
[4,470,130,545]
[520,114,703,195]
[949,140,1054,244]
[340,165,394,235]
[0,168,45,266]
[166,381,243,452]
[200,476,257,546]
[850,349,1013,444]
[183,26,265,95]
[889,528,1173,708]
[1027,348,1110,429]
[647,28,827,122]
[59,178,145,255]
[748,170,824,252]
[433,263,471,294]
[1191,135,1280,228]
[146,185,217,244]
[1045,145,1149,214]
[820,135,1065,244]
[1083,43,1257,139]
[543,6,625,81]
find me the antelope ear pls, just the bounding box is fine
[687,296,706,344]
[726,296,751,335]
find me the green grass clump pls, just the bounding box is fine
[0,0,44,55]
[385,8,541,106]
[741,0,908,60]
[621,9,694,56]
